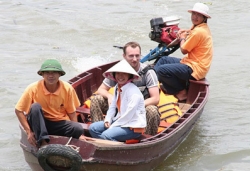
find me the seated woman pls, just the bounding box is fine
[89,59,146,142]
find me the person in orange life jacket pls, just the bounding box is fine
[89,60,146,141]
[15,59,87,147]
[154,2,213,101]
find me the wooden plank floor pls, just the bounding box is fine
[178,103,192,113]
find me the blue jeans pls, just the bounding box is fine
[89,121,141,142]
[154,56,193,95]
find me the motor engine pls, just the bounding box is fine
[149,16,180,45]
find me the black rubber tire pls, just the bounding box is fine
[37,144,82,171]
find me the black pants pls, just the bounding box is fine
[27,103,84,146]
[154,56,193,94]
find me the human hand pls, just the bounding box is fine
[177,29,189,39]
[27,131,37,147]
[104,122,110,128]
[79,135,95,141]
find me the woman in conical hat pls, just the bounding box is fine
[102,59,141,82]
[89,60,146,142]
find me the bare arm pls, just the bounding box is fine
[144,86,159,106]
[68,112,78,122]
[104,121,110,128]
[15,109,36,146]
[97,83,113,105]
[177,29,189,55]
[180,39,189,55]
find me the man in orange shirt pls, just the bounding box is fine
[15,59,85,147]
[154,2,213,101]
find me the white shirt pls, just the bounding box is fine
[104,82,146,128]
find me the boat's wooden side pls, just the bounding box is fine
[68,61,119,106]
[19,60,209,171]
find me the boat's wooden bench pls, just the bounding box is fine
[76,106,90,115]
[89,138,124,146]
[76,106,91,123]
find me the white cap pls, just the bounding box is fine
[188,3,211,18]
[103,60,141,82]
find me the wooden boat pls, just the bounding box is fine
[19,60,209,171]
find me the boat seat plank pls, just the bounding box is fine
[178,103,192,113]
[89,138,124,146]
[76,106,90,115]
[76,107,91,123]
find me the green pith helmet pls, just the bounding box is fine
[37,59,66,76]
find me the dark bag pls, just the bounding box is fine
[137,65,154,99]
[138,86,150,99]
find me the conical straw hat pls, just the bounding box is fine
[103,60,141,82]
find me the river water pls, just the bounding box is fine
[1,0,250,171]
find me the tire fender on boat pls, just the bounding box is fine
[37,144,82,171]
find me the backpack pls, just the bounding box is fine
[137,65,154,99]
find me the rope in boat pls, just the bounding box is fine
[65,137,80,153]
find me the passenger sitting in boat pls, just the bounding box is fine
[15,59,87,147]
[89,59,146,141]
[90,41,160,135]
[154,2,213,101]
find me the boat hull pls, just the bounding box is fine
[21,112,201,171]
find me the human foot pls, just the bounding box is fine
[40,140,49,147]
[79,135,95,141]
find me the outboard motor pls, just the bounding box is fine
[140,16,181,63]
[149,16,180,46]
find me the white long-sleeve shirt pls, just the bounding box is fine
[104,82,146,128]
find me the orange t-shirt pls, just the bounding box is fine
[15,80,80,121]
[181,23,213,80]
